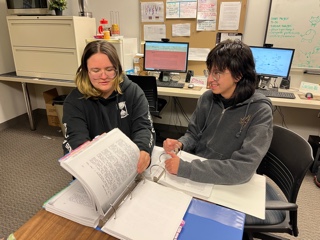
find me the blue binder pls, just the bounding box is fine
[179,198,245,240]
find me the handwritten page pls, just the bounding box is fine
[141,2,164,22]
[144,24,166,41]
[166,0,197,19]
[197,0,217,31]
[172,23,191,37]
[190,76,207,87]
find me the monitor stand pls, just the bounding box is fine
[258,76,272,90]
[159,71,171,82]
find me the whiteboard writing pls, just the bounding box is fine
[265,0,320,69]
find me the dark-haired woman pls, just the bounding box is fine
[163,39,273,184]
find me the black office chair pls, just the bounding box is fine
[244,125,314,240]
[127,75,167,118]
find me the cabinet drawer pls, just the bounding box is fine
[12,47,79,80]
[8,19,76,48]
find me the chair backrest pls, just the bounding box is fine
[257,125,314,203]
[127,75,159,114]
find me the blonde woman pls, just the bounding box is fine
[62,40,155,173]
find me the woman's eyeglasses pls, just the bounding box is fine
[89,67,117,79]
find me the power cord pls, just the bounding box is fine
[168,97,190,135]
[173,97,190,122]
[273,106,288,128]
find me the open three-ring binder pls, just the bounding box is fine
[145,146,214,199]
[43,128,262,239]
[44,128,192,240]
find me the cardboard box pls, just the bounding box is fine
[43,88,60,127]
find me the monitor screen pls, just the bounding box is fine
[143,41,189,81]
[250,46,295,79]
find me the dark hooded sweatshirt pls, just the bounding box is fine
[178,90,274,185]
[62,75,155,155]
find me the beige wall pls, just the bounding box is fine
[1,0,319,139]
[0,0,28,124]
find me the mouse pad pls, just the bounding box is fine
[183,86,202,91]
[298,94,320,101]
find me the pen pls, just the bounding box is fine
[174,220,185,240]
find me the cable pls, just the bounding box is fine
[273,106,288,128]
[174,97,190,122]
[167,97,190,135]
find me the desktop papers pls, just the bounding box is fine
[208,174,266,219]
[102,180,191,240]
[148,146,266,219]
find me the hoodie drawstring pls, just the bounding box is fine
[236,99,253,138]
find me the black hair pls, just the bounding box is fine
[206,39,257,105]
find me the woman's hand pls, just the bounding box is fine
[164,151,180,175]
[137,150,151,173]
[163,138,182,153]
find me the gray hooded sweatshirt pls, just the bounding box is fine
[178,90,273,185]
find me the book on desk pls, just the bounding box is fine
[43,128,263,239]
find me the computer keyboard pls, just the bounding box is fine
[255,89,296,99]
[157,81,185,88]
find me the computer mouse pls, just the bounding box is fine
[188,83,194,88]
[305,92,313,99]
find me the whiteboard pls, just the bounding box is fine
[265,0,320,69]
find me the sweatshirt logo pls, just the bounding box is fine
[118,101,129,118]
[240,115,251,128]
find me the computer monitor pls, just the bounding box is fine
[143,41,189,82]
[250,46,295,89]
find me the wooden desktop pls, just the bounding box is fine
[13,209,116,240]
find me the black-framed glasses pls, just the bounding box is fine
[89,67,117,79]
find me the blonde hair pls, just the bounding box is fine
[75,40,124,98]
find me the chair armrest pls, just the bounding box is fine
[266,200,298,210]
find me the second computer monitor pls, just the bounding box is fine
[250,46,295,89]
[143,41,189,82]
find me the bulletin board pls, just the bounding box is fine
[265,0,320,69]
[139,0,247,75]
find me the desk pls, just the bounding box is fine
[13,210,116,240]
[0,72,75,130]
[14,202,245,240]
[1,72,320,130]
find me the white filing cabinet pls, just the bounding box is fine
[86,38,138,72]
[7,16,96,80]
